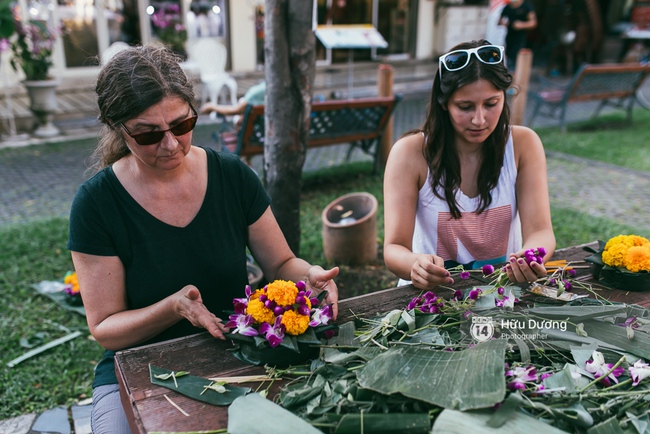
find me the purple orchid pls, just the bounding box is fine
[232,285,253,314]
[309,305,333,327]
[259,316,286,347]
[506,365,538,391]
[225,313,259,337]
[585,350,625,386]
[468,288,482,300]
[460,271,471,280]
[629,359,650,386]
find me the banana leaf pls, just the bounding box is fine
[586,416,626,434]
[356,339,508,410]
[333,413,431,434]
[581,319,650,360]
[228,393,322,434]
[149,365,250,406]
[432,408,568,433]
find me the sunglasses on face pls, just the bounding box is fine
[438,45,505,78]
[120,107,198,146]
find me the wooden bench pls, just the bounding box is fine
[217,95,402,172]
[527,63,650,132]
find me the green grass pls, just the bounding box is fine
[535,109,650,172]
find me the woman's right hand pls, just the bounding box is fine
[410,254,452,290]
[176,285,229,340]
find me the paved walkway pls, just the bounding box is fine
[1,60,650,432]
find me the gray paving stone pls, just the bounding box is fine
[0,414,36,434]
[29,406,70,434]
[70,405,91,434]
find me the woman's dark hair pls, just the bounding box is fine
[90,43,196,172]
[422,39,513,219]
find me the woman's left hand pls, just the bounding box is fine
[505,251,547,283]
[305,266,340,320]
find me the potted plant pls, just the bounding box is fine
[150,2,188,59]
[9,13,60,137]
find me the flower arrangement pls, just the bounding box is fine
[586,235,650,291]
[150,2,187,55]
[9,17,58,81]
[63,271,82,305]
[225,280,335,366]
[602,234,650,273]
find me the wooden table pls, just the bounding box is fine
[114,242,649,433]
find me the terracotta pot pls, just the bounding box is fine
[322,192,378,265]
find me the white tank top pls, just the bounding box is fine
[398,132,522,286]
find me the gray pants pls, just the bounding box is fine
[91,384,132,434]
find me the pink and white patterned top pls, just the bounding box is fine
[398,132,522,285]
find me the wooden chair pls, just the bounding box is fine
[528,63,650,132]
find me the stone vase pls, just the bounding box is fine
[23,79,60,137]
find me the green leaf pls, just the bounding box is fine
[586,416,625,434]
[582,319,650,359]
[149,365,250,406]
[432,408,568,433]
[529,305,628,321]
[333,413,431,434]
[0,0,15,39]
[356,339,508,410]
[279,335,300,353]
[228,393,322,434]
[543,364,578,393]
[296,327,321,345]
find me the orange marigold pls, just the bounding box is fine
[266,280,298,307]
[246,298,276,325]
[64,272,80,294]
[250,289,264,300]
[625,245,650,273]
[603,243,630,268]
[281,309,310,336]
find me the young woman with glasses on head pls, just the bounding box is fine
[68,44,339,433]
[383,39,555,290]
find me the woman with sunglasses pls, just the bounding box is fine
[67,44,339,433]
[383,39,555,290]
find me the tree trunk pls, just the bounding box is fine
[264,0,316,255]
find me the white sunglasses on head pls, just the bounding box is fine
[438,45,505,78]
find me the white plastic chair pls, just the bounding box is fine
[101,41,131,65]
[186,39,238,106]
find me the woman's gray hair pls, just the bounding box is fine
[89,43,196,172]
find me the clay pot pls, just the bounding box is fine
[322,192,378,265]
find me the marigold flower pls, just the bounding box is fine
[281,309,310,336]
[603,242,631,268]
[625,245,650,273]
[63,271,80,295]
[246,298,276,325]
[266,280,299,306]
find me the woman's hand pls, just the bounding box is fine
[305,266,340,320]
[176,285,230,339]
[505,251,548,283]
[410,254,451,290]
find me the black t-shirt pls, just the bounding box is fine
[500,1,534,55]
[67,147,270,387]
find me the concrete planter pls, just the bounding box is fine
[23,79,60,137]
[322,192,378,265]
